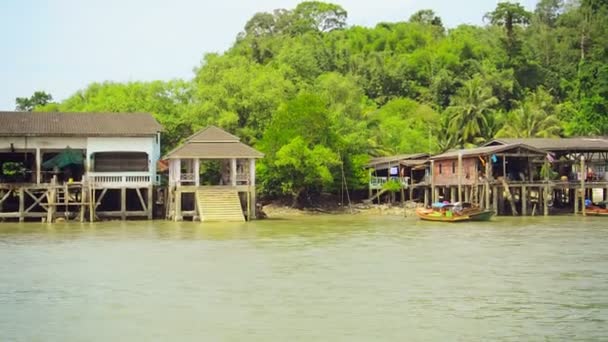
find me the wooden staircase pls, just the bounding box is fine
[195,188,245,222]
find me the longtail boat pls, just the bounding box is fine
[416,203,494,222]
[585,202,608,216]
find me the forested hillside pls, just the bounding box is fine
[37,0,608,204]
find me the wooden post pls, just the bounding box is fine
[521,185,527,216]
[249,158,256,220]
[194,159,200,186]
[246,191,251,221]
[18,187,25,222]
[430,160,436,203]
[464,186,470,203]
[543,184,549,216]
[147,184,154,220]
[35,148,41,184]
[80,183,86,222]
[89,182,95,223]
[120,187,127,220]
[485,157,491,210]
[457,152,463,202]
[573,188,579,214]
[230,158,237,187]
[424,188,429,207]
[368,169,373,199]
[581,156,586,216]
[492,185,499,214]
[175,189,182,221]
[450,187,456,203]
[502,155,507,179]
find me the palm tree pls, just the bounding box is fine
[496,87,562,138]
[496,103,561,138]
[447,77,499,147]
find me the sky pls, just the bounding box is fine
[0,0,538,110]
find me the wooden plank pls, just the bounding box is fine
[97,211,148,217]
[95,188,108,208]
[19,188,24,222]
[121,187,127,220]
[457,152,463,202]
[24,189,48,213]
[581,156,586,216]
[147,185,154,220]
[521,185,527,216]
[135,188,147,211]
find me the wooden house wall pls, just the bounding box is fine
[433,157,479,186]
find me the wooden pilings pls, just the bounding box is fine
[0,182,155,223]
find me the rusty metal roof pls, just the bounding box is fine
[0,111,162,137]
[485,138,608,152]
[367,153,429,168]
[164,126,264,159]
[431,143,547,160]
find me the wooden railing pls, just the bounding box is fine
[88,172,153,187]
[370,176,410,189]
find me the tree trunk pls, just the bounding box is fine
[291,188,304,208]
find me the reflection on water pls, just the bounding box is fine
[1,216,607,341]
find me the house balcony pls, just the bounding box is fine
[369,176,410,190]
[87,172,155,188]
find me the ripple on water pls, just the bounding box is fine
[0,216,607,341]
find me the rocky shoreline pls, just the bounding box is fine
[261,201,425,218]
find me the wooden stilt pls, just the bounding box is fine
[457,152,463,203]
[175,189,182,221]
[121,187,127,220]
[581,156,586,217]
[485,157,491,210]
[521,185,527,216]
[147,185,154,220]
[492,186,499,214]
[500,177,518,216]
[18,188,25,223]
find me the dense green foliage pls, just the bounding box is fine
[16,91,53,111]
[32,0,608,205]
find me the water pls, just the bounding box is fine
[1,216,607,341]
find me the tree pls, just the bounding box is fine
[291,1,347,33]
[409,9,444,29]
[496,88,562,138]
[447,76,499,146]
[484,2,532,60]
[15,91,53,111]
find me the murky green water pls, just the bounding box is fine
[1,216,607,341]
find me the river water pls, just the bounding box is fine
[1,216,607,341]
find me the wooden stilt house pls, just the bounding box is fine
[0,111,162,221]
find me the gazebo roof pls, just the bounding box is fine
[164,126,264,160]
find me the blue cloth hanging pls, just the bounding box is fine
[491,154,498,163]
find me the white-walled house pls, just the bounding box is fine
[0,111,161,186]
[0,111,162,221]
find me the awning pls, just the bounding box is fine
[42,147,84,169]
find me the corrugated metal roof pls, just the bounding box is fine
[485,138,608,151]
[431,143,547,160]
[164,126,264,159]
[367,153,429,167]
[0,111,162,137]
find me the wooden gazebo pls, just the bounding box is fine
[163,126,264,222]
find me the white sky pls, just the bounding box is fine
[0,0,538,110]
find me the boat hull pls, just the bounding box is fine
[416,208,494,222]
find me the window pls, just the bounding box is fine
[452,161,456,174]
[439,163,442,174]
[93,152,149,172]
